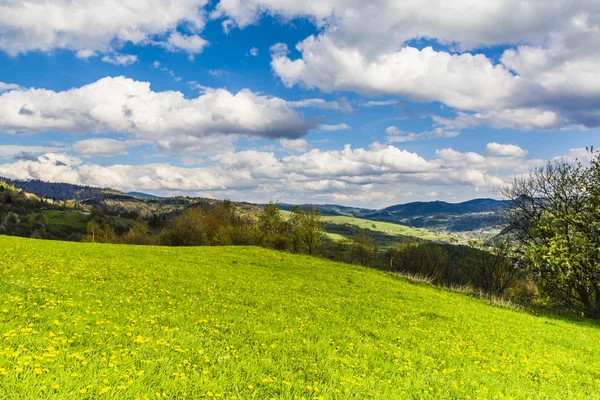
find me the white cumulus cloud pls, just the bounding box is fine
[0,0,209,55]
[0,76,317,139]
[486,143,529,158]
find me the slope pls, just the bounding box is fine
[319,214,454,246]
[0,236,599,399]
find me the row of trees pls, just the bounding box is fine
[388,239,524,298]
[113,201,327,257]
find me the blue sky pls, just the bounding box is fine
[0,1,598,207]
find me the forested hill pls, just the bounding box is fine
[1,177,115,201]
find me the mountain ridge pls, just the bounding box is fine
[2,177,505,231]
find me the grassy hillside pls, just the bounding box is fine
[281,211,454,247]
[1,237,599,399]
[321,215,454,245]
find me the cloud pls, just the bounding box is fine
[385,126,460,143]
[0,0,209,56]
[288,98,353,112]
[248,47,259,56]
[213,0,591,51]
[0,76,317,139]
[72,138,131,157]
[155,135,237,155]
[269,42,289,57]
[14,152,40,162]
[0,145,61,158]
[317,124,350,131]
[4,0,600,131]
[101,53,139,66]
[208,69,228,77]
[0,142,548,206]
[162,32,209,56]
[432,109,561,132]
[280,138,309,152]
[213,0,600,131]
[362,100,398,107]
[486,143,529,158]
[0,82,23,92]
[75,50,97,59]
[153,61,182,82]
[272,41,518,111]
[555,148,593,164]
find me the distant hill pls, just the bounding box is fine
[363,198,507,232]
[277,203,374,217]
[2,177,263,221]
[3,177,505,232]
[279,198,507,232]
[1,177,113,201]
[127,191,160,199]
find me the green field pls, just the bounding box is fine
[38,210,89,230]
[320,215,453,243]
[25,210,136,239]
[1,236,599,399]
[281,211,454,247]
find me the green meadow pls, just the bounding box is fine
[280,211,453,247]
[320,215,452,243]
[1,235,599,399]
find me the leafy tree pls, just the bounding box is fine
[289,205,324,255]
[259,202,284,237]
[258,202,289,249]
[389,243,451,284]
[159,207,206,246]
[85,221,101,243]
[35,213,48,225]
[500,151,600,317]
[459,237,520,296]
[350,230,377,267]
[121,219,155,245]
[102,224,115,243]
[5,211,20,225]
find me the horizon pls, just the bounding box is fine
[2,174,506,210]
[1,1,599,208]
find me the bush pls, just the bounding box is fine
[159,208,206,246]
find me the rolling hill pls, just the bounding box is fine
[279,211,455,247]
[5,177,504,233]
[280,199,506,232]
[1,236,599,399]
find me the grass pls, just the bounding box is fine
[320,215,454,248]
[38,210,89,230]
[281,211,454,248]
[1,236,600,399]
[26,210,135,238]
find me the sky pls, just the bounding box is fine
[0,0,599,208]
